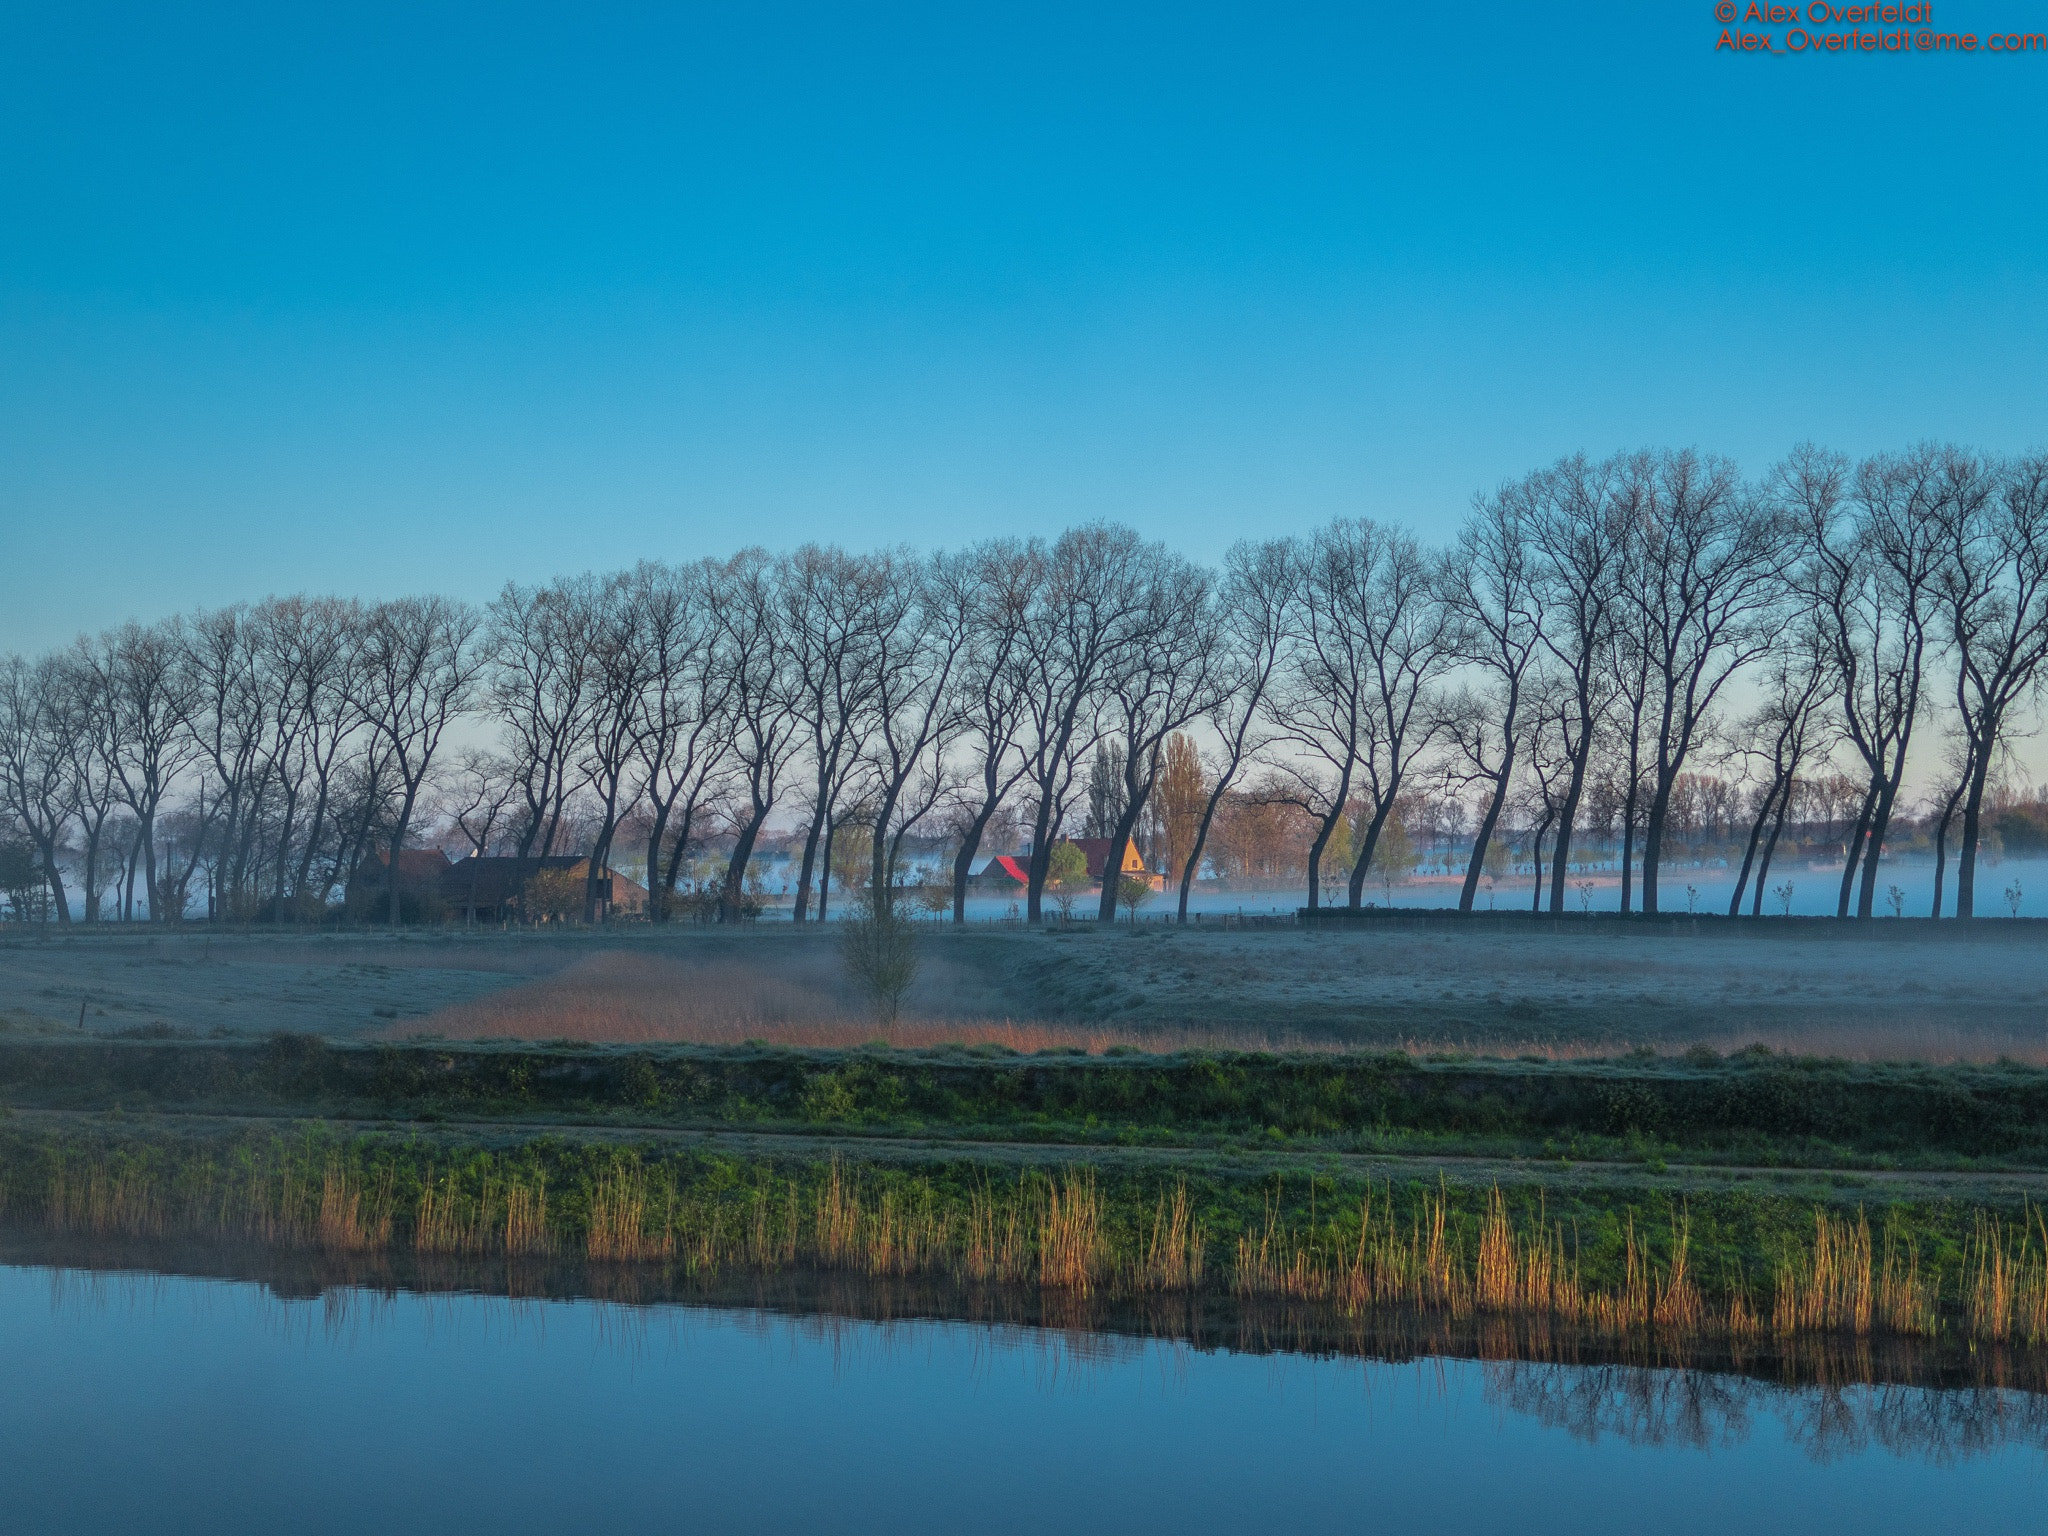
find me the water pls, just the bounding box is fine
[3,1263,2045,1534]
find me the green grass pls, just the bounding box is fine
[6,1118,2048,1347]
[4,1035,2048,1171]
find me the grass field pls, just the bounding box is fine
[5,918,2048,1059]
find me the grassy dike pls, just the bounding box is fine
[4,1034,2048,1349]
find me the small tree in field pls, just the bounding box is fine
[841,893,918,1023]
[1372,818,1415,904]
[1117,874,1156,923]
[1047,841,1089,920]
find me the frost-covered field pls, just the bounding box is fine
[5,916,2047,1061]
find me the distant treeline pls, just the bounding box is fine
[3,442,2045,926]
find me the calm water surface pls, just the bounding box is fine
[2,1263,2044,1534]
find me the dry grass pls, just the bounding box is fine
[1695,1022,2048,1067]
[27,1139,2048,1349]
[389,946,2048,1063]
[398,949,1309,1053]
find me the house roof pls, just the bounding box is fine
[356,848,453,884]
[440,856,647,906]
[1069,838,1147,879]
[978,843,1144,884]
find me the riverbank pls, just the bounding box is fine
[7,1035,2048,1172]
[6,1035,2048,1354]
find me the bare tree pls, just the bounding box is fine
[1341,524,1456,909]
[1624,450,1787,914]
[1266,528,1367,909]
[1787,444,1952,918]
[715,550,799,920]
[246,596,366,916]
[946,539,1041,922]
[1527,454,1628,913]
[0,655,76,920]
[178,604,279,918]
[1520,681,1582,910]
[486,577,598,860]
[286,599,370,907]
[574,573,658,921]
[1444,481,1546,911]
[355,597,485,925]
[1014,525,1154,922]
[865,551,974,913]
[441,749,520,857]
[80,620,196,919]
[782,547,894,922]
[631,559,734,922]
[1174,537,1292,921]
[1092,550,1221,923]
[1925,733,1976,921]
[52,646,124,920]
[1934,450,2048,917]
[1727,624,1832,916]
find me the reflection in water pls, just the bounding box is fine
[1485,1359,2048,1465]
[7,1249,2048,1536]
[10,1224,2048,1471]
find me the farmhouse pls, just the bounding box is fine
[347,849,649,922]
[973,839,1159,889]
[440,855,649,922]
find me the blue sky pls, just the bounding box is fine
[3,1,2045,652]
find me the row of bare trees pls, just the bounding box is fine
[0,597,480,927]
[5,441,2045,926]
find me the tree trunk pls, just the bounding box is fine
[1025,791,1057,923]
[1955,725,1997,918]
[653,798,701,921]
[1728,776,1780,917]
[1930,763,1971,918]
[792,803,827,923]
[1640,773,1674,915]
[1618,787,1638,916]
[951,799,1002,923]
[1094,794,1153,924]
[722,809,769,922]
[387,785,420,928]
[644,802,674,921]
[818,817,838,920]
[1857,775,1904,920]
[139,808,160,922]
[1346,788,1397,911]
[872,779,909,919]
[1752,785,1792,915]
[38,837,72,923]
[1836,778,1878,918]
[1460,761,1513,915]
[1176,781,1230,923]
[1547,696,1593,913]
